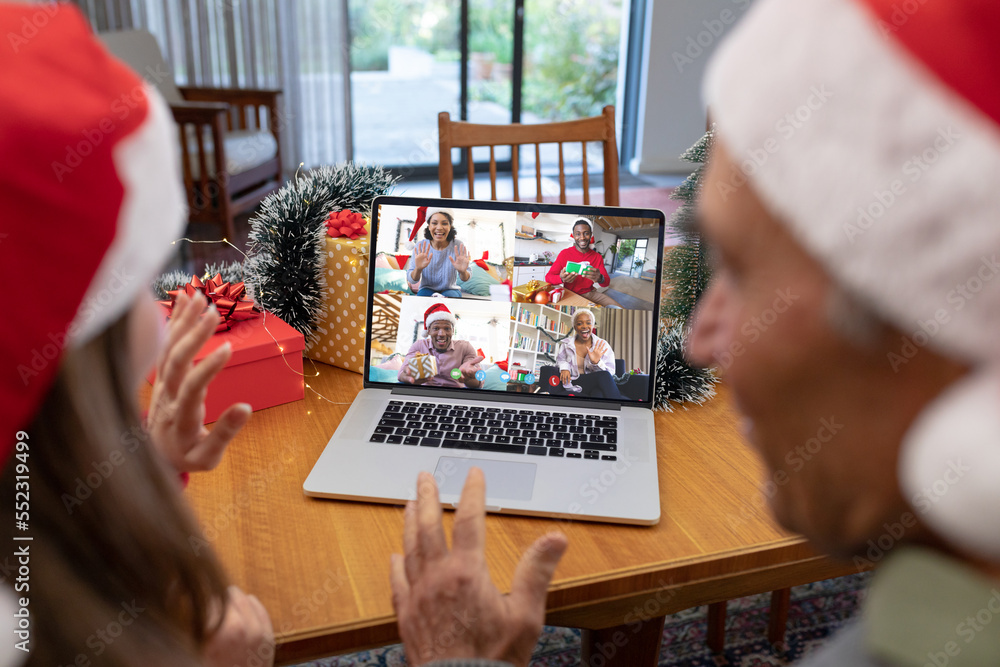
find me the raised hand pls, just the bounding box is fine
[459,355,485,386]
[450,245,471,275]
[203,586,274,667]
[147,292,252,473]
[390,469,568,667]
[413,242,432,271]
[588,339,608,365]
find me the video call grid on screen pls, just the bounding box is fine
[364,197,665,405]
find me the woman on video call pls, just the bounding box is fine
[553,309,626,400]
[405,208,471,298]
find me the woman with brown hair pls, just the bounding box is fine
[0,5,270,666]
[0,6,563,667]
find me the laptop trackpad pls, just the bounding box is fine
[435,457,536,501]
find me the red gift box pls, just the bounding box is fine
[151,307,305,423]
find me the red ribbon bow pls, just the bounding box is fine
[325,210,368,240]
[160,273,260,333]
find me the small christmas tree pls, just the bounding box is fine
[662,128,713,322]
[653,128,718,411]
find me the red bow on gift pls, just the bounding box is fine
[325,210,368,240]
[161,274,260,333]
[473,250,489,271]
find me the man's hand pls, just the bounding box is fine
[587,339,608,365]
[203,586,274,667]
[559,269,577,284]
[148,292,252,473]
[459,355,484,387]
[400,364,431,385]
[390,469,568,667]
[582,267,603,283]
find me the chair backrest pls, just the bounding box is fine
[97,29,184,105]
[438,105,620,206]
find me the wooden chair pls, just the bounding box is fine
[99,29,283,240]
[437,105,620,206]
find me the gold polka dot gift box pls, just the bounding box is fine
[305,216,370,373]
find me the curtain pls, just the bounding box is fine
[600,308,651,374]
[67,0,351,170]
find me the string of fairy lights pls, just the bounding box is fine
[168,235,355,407]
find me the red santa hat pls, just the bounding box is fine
[705,0,1000,559]
[0,5,185,461]
[423,303,456,331]
[408,206,453,243]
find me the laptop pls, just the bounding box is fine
[304,195,664,525]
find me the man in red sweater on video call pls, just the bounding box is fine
[544,218,622,307]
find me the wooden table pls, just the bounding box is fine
[177,366,858,665]
[552,290,595,307]
[513,289,593,308]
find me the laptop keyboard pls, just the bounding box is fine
[369,400,619,461]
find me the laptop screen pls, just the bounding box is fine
[364,196,665,406]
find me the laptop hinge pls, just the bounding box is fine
[389,386,623,411]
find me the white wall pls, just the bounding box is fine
[631,0,754,174]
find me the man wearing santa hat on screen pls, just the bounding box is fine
[398,303,484,389]
[387,0,1000,665]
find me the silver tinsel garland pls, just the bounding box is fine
[243,163,397,344]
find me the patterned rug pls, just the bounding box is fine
[296,572,870,666]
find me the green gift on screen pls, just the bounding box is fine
[565,260,590,275]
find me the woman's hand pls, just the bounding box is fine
[390,469,568,667]
[559,369,572,385]
[587,339,608,365]
[203,586,274,667]
[413,242,432,272]
[147,293,252,473]
[450,246,471,280]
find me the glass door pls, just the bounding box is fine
[348,1,461,170]
[347,0,625,176]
